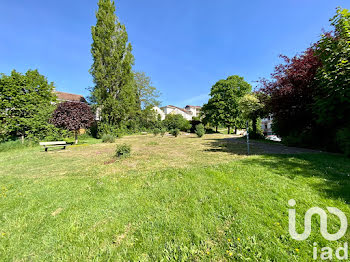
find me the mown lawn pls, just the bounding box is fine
[0,133,349,261]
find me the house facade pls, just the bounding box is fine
[153,105,201,120]
[261,115,273,136]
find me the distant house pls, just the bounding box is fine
[55,91,87,103]
[261,115,273,136]
[153,105,202,120]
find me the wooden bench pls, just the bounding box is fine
[39,141,67,152]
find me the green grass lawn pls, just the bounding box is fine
[0,133,349,261]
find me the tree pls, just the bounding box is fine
[163,114,191,132]
[134,71,160,110]
[261,48,321,144]
[315,8,350,130]
[90,0,137,127]
[0,69,56,142]
[204,75,251,134]
[314,8,350,154]
[51,102,94,144]
[239,93,264,136]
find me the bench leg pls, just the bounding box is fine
[45,147,48,152]
[63,146,66,150]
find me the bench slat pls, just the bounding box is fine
[39,141,67,146]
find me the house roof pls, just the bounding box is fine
[55,91,87,103]
[161,105,192,114]
[185,105,202,109]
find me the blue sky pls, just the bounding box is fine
[0,0,349,107]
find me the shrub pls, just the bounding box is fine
[189,119,202,133]
[115,143,131,158]
[170,128,180,137]
[153,128,160,136]
[195,124,205,138]
[163,114,191,132]
[336,128,350,157]
[102,134,115,143]
[160,128,166,137]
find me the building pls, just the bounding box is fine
[153,105,202,120]
[261,115,273,136]
[55,91,87,103]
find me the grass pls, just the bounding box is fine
[0,133,349,261]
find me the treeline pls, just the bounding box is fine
[260,8,350,155]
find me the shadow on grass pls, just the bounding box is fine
[205,136,350,203]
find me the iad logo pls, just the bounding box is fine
[288,199,347,241]
[288,199,348,260]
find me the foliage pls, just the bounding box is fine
[163,114,190,132]
[102,134,115,143]
[261,48,321,139]
[195,124,205,138]
[314,8,350,144]
[336,127,350,157]
[50,102,94,144]
[134,71,160,109]
[160,128,166,137]
[0,69,57,142]
[189,119,201,133]
[115,143,131,158]
[153,128,160,136]
[202,75,251,133]
[170,128,180,137]
[90,0,138,126]
[239,93,264,136]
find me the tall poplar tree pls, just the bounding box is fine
[90,0,137,127]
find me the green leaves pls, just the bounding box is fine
[0,70,56,141]
[90,0,137,126]
[202,75,251,130]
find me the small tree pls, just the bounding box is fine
[51,102,94,144]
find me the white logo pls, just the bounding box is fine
[288,199,347,241]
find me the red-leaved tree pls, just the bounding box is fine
[261,47,322,145]
[51,102,95,144]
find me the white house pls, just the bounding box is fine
[153,105,201,120]
[261,115,273,136]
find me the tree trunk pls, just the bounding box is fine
[74,131,78,145]
[228,126,231,134]
[21,134,24,144]
[215,126,218,133]
[235,126,237,134]
[252,116,257,135]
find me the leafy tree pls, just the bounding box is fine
[201,99,221,132]
[203,75,251,133]
[90,0,137,127]
[51,102,95,144]
[163,114,191,132]
[315,8,350,131]
[0,69,56,142]
[134,71,160,109]
[239,93,264,136]
[261,48,321,145]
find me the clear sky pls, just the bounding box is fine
[0,0,349,107]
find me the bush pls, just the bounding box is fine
[115,143,131,158]
[163,114,191,132]
[153,128,160,136]
[102,134,115,143]
[336,128,350,157]
[195,124,205,138]
[160,128,166,137]
[170,128,180,137]
[190,119,201,133]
